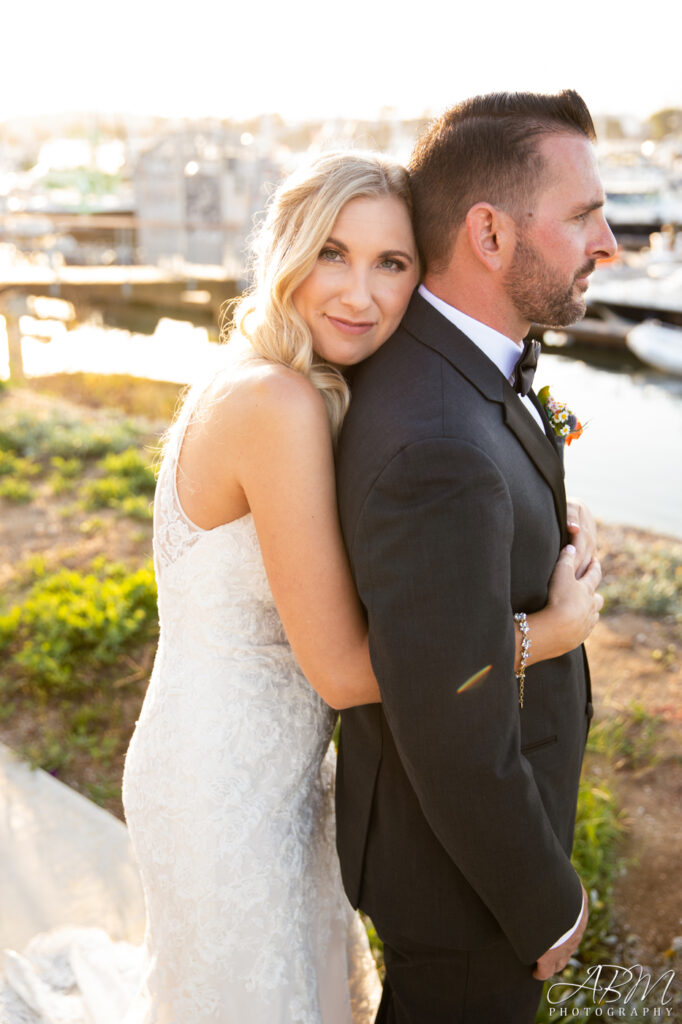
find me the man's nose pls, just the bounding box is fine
[592,214,617,261]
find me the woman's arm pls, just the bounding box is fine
[229,366,378,710]
[518,544,603,671]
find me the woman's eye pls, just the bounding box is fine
[380,257,406,271]
[319,247,343,262]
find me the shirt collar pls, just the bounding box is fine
[418,284,523,384]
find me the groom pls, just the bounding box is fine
[335,91,616,1022]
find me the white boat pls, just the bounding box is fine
[625,319,682,376]
[587,264,682,316]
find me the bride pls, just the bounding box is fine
[2,150,603,1024]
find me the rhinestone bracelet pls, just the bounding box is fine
[514,612,530,709]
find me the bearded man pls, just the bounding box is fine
[335,90,617,1023]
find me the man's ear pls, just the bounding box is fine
[464,203,515,271]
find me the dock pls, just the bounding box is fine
[0,264,240,320]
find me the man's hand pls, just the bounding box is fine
[533,884,589,981]
[566,498,597,579]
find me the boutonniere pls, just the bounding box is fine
[537,386,583,445]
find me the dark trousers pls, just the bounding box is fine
[375,933,544,1024]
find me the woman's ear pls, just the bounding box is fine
[464,203,515,272]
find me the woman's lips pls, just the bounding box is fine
[326,315,375,335]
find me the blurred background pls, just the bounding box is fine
[1,0,681,535]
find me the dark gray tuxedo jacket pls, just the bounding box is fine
[335,292,593,966]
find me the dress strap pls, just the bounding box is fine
[153,386,209,573]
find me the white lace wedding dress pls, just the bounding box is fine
[0,389,381,1024]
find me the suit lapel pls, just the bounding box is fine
[502,390,569,545]
[529,388,565,459]
[403,293,569,544]
[402,293,507,404]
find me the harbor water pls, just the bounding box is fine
[534,352,682,540]
[2,318,681,541]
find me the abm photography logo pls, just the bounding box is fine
[547,963,676,1017]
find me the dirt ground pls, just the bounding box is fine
[582,530,682,1006]
[1,383,681,1002]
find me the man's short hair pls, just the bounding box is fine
[408,90,596,273]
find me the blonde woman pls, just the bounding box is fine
[117,152,602,1024]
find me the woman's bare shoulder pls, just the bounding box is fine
[204,360,327,434]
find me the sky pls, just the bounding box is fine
[1,0,680,124]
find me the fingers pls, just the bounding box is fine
[567,497,597,539]
[579,557,602,593]
[566,499,599,579]
[533,958,566,981]
[533,950,575,980]
[532,931,582,979]
[556,543,576,567]
[583,594,603,639]
[580,560,604,636]
[548,545,577,596]
[548,545,575,586]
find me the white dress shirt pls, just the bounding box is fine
[418,284,546,431]
[418,284,584,952]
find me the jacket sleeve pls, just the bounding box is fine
[350,435,583,964]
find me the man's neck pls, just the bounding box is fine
[422,272,529,344]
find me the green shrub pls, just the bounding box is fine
[86,779,123,804]
[82,475,137,509]
[49,455,84,494]
[603,545,682,619]
[587,703,661,771]
[21,730,74,776]
[119,494,154,520]
[49,472,78,495]
[571,780,623,960]
[50,456,83,478]
[535,779,623,1021]
[0,410,141,461]
[0,477,34,502]
[0,447,40,501]
[98,448,157,491]
[0,559,157,697]
[81,447,155,516]
[81,477,153,518]
[0,449,40,478]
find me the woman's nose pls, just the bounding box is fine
[340,269,372,311]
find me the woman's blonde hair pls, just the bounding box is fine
[223,150,414,438]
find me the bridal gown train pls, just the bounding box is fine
[0,389,381,1024]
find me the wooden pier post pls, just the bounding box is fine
[1,293,28,382]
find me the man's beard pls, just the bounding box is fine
[505,233,595,328]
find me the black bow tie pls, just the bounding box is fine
[512,338,540,396]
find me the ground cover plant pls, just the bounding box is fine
[0,383,161,807]
[0,387,162,525]
[0,558,157,697]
